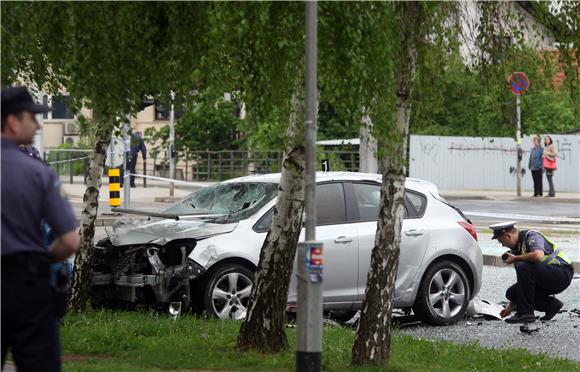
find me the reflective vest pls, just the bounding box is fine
[519,230,572,266]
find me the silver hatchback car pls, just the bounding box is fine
[91,172,482,325]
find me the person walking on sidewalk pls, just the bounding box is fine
[490,221,574,324]
[543,135,557,197]
[1,87,80,371]
[529,135,544,197]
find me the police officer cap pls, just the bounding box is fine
[490,221,517,239]
[1,86,50,120]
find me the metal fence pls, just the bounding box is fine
[46,134,579,192]
[44,148,360,184]
[45,149,91,184]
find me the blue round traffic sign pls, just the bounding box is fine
[509,72,529,95]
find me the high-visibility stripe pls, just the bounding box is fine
[109,168,121,207]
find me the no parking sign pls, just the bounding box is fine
[509,72,529,95]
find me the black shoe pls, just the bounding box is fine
[540,299,563,321]
[505,313,536,323]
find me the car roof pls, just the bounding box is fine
[223,172,440,196]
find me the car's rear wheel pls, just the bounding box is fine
[203,264,254,320]
[413,260,470,325]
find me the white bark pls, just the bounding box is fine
[237,92,305,353]
[352,1,419,366]
[69,123,112,311]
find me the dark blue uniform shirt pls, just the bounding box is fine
[1,138,77,256]
[519,230,554,256]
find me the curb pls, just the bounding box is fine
[444,195,580,204]
[483,254,579,272]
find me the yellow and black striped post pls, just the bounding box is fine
[108,168,121,207]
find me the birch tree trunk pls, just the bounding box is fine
[351,1,420,366]
[237,92,305,353]
[69,122,112,311]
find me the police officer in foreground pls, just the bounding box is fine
[1,86,80,371]
[491,221,574,324]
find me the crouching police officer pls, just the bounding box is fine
[490,221,574,324]
[2,87,80,371]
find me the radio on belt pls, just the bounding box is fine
[305,242,323,283]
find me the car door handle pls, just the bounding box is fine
[334,236,353,244]
[404,229,424,236]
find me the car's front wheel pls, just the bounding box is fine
[413,260,470,325]
[203,264,254,320]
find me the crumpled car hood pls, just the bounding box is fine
[106,217,238,246]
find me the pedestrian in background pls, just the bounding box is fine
[1,86,80,371]
[543,135,557,197]
[528,135,543,197]
[128,131,147,187]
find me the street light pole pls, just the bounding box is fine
[296,2,322,372]
[169,91,176,197]
[123,118,131,207]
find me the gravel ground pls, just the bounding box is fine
[400,265,580,361]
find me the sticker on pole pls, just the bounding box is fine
[106,137,124,168]
[305,242,323,283]
[509,72,529,95]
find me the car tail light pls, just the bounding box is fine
[458,221,477,241]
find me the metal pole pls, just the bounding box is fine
[296,2,322,372]
[516,94,522,197]
[169,91,176,197]
[143,160,147,188]
[123,119,131,207]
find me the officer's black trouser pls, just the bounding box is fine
[531,169,543,196]
[506,261,574,315]
[1,253,61,372]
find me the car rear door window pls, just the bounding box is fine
[350,183,381,221]
[405,191,427,218]
[316,183,346,225]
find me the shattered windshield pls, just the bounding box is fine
[164,182,278,222]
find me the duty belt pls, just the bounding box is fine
[1,252,52,278]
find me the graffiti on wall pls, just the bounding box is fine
[410,135,579,192]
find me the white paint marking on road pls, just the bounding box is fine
[464,211,580,223]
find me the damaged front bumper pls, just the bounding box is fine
[90,240,206,310]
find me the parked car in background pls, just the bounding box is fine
[90,172,483,325]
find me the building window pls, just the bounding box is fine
[51,95,74,119]
[155,104,170,121]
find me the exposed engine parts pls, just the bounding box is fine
[90,238,205,311]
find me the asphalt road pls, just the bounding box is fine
[400,265,580,361]
[450,199,580,220]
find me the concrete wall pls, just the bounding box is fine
[409,135,580,192]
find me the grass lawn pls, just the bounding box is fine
[60,310,580,371]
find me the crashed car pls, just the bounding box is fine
[91,172,483,325]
